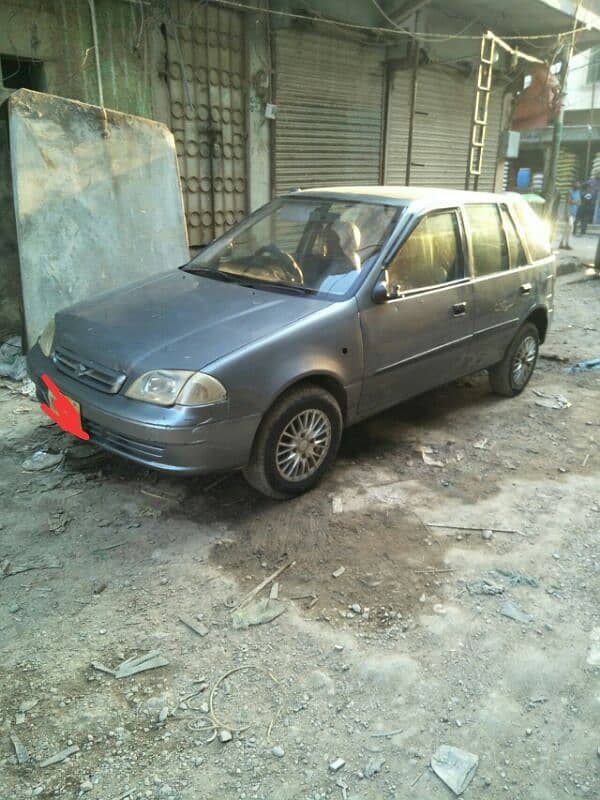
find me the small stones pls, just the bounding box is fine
[481,529,493,541]
[271,745,285,758]
[329,757,345,772]
[350,603,362,614]
[526,728,533,736]
[332,566,346,579]
[219,729,233,743]
[334,644,344,652]
[80,780,93,792]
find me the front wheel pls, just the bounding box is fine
[488,322,539,397]
[243,384,343,499]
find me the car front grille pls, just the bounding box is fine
[53,346,126,394]
[84,420,166,462]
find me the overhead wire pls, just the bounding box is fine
[211,0,592,44]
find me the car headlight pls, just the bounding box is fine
[38,318,55,357]
[125,369,227,407]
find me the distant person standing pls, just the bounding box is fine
[568,181,582,238]
[577,180,596,235]
[559,181,580,248]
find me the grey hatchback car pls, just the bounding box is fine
[28,187,555,498]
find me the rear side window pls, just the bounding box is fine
[511,199,552,261]
[464,204,509,277]
[501,206,527,267]
[386,210,463,294]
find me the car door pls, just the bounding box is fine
[359,208,474,416]
[465,202,533,371]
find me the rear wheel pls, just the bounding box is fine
[243,385,343,499]
[489,322,539,397]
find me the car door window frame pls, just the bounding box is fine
[462,202,513,281]
[380,207,469,301]
[499,203,530,269]
[502,203,538,267]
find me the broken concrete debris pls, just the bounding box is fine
[39,744,80,768]
[92,651,169,679]
[329,757,345,772]
[232,598,287,630]
[271,745,285,758]
[332,566,346,578]
[499,600,532,624]
[419,445,445,467]
[532,389,571,410]
[431,745,479,796]
[495,568,539,588]
[0,336,28,381]
[10,731,30,765]
[21,450,65,472]
[364,755,385,778]
[219,729,233,743]
[179,615,209,637]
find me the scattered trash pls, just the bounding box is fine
[233,561,294,611]
[568,357,600,373]
[499,600,532,624]
[364,755,385,778]
[2,559,61,578]
[0,336,27,381]
[533,389,571,410]
[22,450,64,472]
[426,522,525,537]
[467,579,504,596]
[179,615,209,637]
[232,598,287,630]
[495,568,539,588]
[39,744,80,768]
[431,745,479,796]
[10,731,29,765]
[332,566,346,578]
[92,651,169,679]
[419,446,445,467]
[587,628,600,667]
[329,757,345,772]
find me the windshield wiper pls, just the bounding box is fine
[256,281,316,296]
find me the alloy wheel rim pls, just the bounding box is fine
[275,409,332,482]
[511,335,537,389]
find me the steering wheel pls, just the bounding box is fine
[255,245,304,284]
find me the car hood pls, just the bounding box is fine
[54,270,331,375]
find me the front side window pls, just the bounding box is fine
[464,204,509,277]
[386,210,463,294]
[183,198,401,297]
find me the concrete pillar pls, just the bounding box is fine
[245,8,271,210]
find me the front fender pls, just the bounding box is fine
[207,299,364,422]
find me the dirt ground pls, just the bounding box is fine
[1,271,599,800]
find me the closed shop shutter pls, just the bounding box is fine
[165,1,247,247]
[385,65,504,191]
[274,30,385,194]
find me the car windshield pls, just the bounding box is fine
[183,197,402,296]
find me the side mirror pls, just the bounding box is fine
[371,280,389,305]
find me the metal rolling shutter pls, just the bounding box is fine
[383,68,412,185]
[274,30,385,194]
[385,65,503,191]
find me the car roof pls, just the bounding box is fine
[286,185,524,208]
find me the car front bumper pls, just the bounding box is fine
[27,346,261,475]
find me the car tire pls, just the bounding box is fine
[242,384,343,499]
[489,322,540,397]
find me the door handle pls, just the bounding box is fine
[452,301,467,316]
[520,282,532,295]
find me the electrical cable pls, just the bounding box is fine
[211,0,592,44]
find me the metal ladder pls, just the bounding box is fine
[465,32,496,190]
